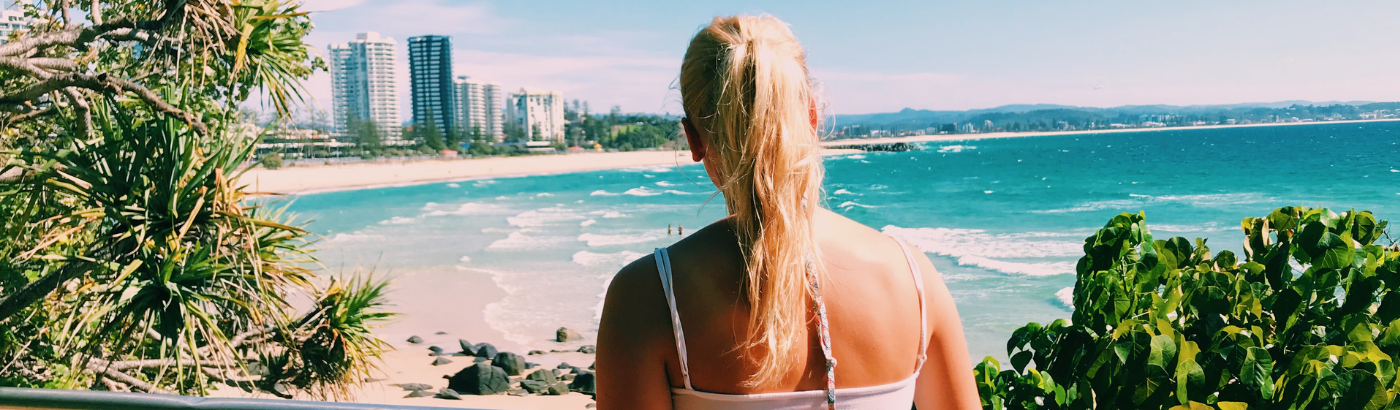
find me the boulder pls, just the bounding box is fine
[527,350,546,356]
[407,335,424,344]
[569,371,596,394]
[428,345,444,354]
[492,352,526,376]
[474,343,498,359]
[588,362,596,370]
[436,388,461,400]
[405,390,435,398]
[586,404,596,409]
[551,369,563,377]
[526,362,539,369]
[447,364,510,395]
[432,357,453,366]
[562,373,575,381]
[546,382,569,396]
[458,339,476,356]
[507,389,528,397]
[435,331,448,335]
[473,356,488,363]
[557,327,583,343]
[397,383,433,391]
[556,362,573,369]
[576,345,596,354]
[525,369,557,384]
[520,379,549,394]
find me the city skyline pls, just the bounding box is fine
[296,0,1400,118]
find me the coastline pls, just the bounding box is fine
[820,117,1400,147]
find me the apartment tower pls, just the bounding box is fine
[453,76,503,142]
[407,35,454,137]
[507,88,565,144]
[328,32,401,141]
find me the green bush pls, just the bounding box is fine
[259,152,284,169]
[977,207,1400,410]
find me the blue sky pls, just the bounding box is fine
[297,0,1400,116]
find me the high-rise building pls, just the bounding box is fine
[1,1,33,45]
[407,35,454,136]
[453,76,503,142]
[328,32,402,142]
[507,88,565,144]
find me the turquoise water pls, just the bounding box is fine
[288,121,1400,362]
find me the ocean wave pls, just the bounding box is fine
[1056,287,1074,308]
[534,193,554,198]
[597,211,629,219]
[664,190,698,195]
[590,190,620,196]
[623,187,663,196]
[328,232,384,243]
[459,255,471,263]
[838,201,880,209]
[845,154,866,159]
[621,166,674,173]
[426,202,507,216]
[578,231,668,247]
[572,250,647,268]
[832,189,858,196]
[655,181,678,187]
[938,145,976,153]
[447,183,460,188]
[1034,193,1270,214]
[883,225,1082,276]
[473,180,496,187]
[507,207,586,228]
[486,231,573,251]
[379,216,416,225]
[580,219,597,227]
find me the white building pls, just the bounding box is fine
[507,88,565,144]
[328,32,403,143]
[453,76,504,142]
[1,1,33,45]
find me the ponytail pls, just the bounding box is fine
[679,15,825,387]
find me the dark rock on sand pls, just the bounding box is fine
[527,350,546,356]
[547,382,569,396]
[570,371,596,394]
[435,331,448,335]
[407,335,424,344]
[432,357,453,366]
[473,343,498,359]
[508,389,528,397]
[436,388,462,400]
[405,389,435,398]
[520,379,549,394]
[397,383,433,391]
[473,356,488,363]
[562,373,575,381]
[492,351,526,376]
[551,369,563,377]
[525,362,539,369]
[556,362,572,369]
[526,369,557,384]
[588,362,596,370]
[448,364,510,395]
[576,345,596,354]
[557,327,583,343]
[459,339,476,356]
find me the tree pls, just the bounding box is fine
[531,123,543,142]
[352,119,382,155]
[0,0,392,399]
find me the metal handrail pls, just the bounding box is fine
[0,387,476,410]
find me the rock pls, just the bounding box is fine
[432,357,453,366]
[526,369,558,384]
[397,383,433,391]
[526,362,539,369]
[546,382,569,396]
[556,362,572,369]
[551,369,563,377]
[588,362,596,370]
[527,350,546,356]
[569,366,583,375]
[557,327,583,343]
[405,389,435,398]
[473,356,488,363]
[458,339,476,356]
[473,343,498,358]
[429,345,445,354]
[270,382,293,398]
[447,364,511,395]
[562,373,575,381]
[435,331,448,335]
[492,351,526,376]
[570,372,596,394]
[520,379,549,394]
[576,345,596,354]
[436,388,461,400]
[586,404,596,409]
[246,361,270,377]
[407,335,424,344]
[507,389,528,397]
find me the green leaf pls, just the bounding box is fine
[1011,350,1033,373]
[1148,334,1177,370]
[1216,402,1248,410]
[1239,346,1275,400]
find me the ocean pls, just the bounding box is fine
[287,121,1400,362]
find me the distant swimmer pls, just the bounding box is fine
[669,224,673,235]
[678,225,683,236]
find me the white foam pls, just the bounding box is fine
[534,193,554,198]
[426,202,506,216]
[956,256,1076,277]
[328,232,384,243]
[938,145,976,153]
[1056,287,1074,308]
[473,180,497,187]
[621,166,674,173]
[846,154,866,159]
[572,250,646,268]
[623,187,663,196]
[1032,193,1270,214]
[580,219,597,227]
[421,202,438,210]
[578,231,668,247]
[838,201,879,209]
[665,190,698,195]
[447,183,460,188]
[590,190,620,196]
[600,211,628,219]
[655,181,678,187]
[459,255,472,263]
[984,190,994,194]
[883,225,1082,276]
[833,189,858,196]
[507,207,586,228]
[486,231,572,251]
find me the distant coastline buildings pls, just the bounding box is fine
[407,35,455,134]
[454,76,504,141]
[508,88,566,144]
[328,32,403,142]
[1,1,33,45]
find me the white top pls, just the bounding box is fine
[654,234,929,409]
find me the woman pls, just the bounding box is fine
[596,15,981,409]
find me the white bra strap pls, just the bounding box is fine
[654,248,694,390]
[891,237,929,370]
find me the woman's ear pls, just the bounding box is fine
[683,117,706,163]
[809,98,820,132]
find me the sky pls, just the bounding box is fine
[291,0,1400,118]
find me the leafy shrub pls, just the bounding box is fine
[976,207,1400,410]
[259,152,284,169]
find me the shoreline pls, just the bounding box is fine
[820,117,1400,147]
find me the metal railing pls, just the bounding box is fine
[0,387,474,410]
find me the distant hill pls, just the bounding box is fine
[833,101,1388,129]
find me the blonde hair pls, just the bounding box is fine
[679,15,825,387]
